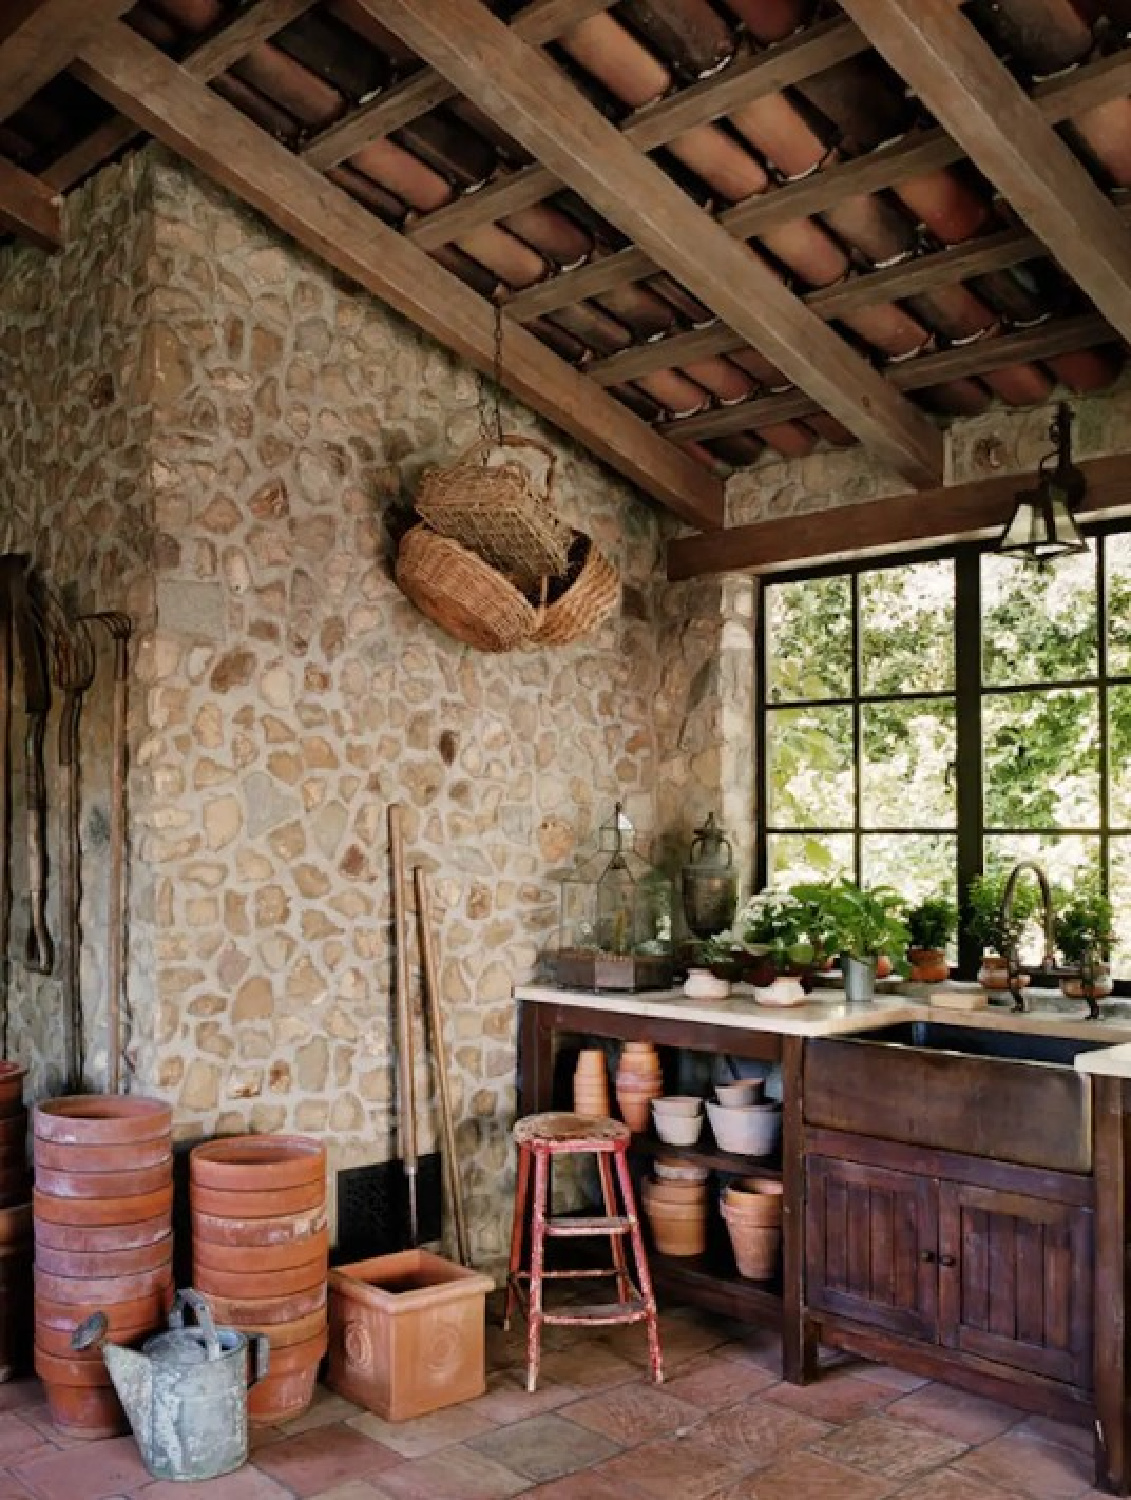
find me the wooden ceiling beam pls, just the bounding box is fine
[660,311,1115,442]
[667,453,1131,580]
[839,0,1131,344]
[407,17,868,251]
[70,23,722,530]
[505,45,1131,323]
[299,0,619,172]
[0,0,133,122]
[43,0,319,191]
[0,155,60,250]
[371,0,944,489]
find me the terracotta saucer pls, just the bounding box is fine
[34,1161,172,1199]
[204,1283,327,1325]
[35,1258,173,1305]
[32,1184,173,1226]
[34,1096,171,1145]
[34,1210,170,1252]
[193,1255,326,1300]
[190,1206,327,1247]
[36,1282,174,1331]
[257,1308,327,1349]
[33,1136,170,1173]
[35,1317,152,1360]
[194,1227,329,1275]
[190,1180,324,1220]
[190,1136,325,1192]
[35,1231,173,1279]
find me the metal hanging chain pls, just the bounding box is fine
[476,304,506,449]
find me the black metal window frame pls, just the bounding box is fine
[755,520,1131,988]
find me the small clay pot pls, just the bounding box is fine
[35,1259,173,1306]
[193,1255,326,1300]
[34,1210,170,1252]
[34,1231,174,1279]
[0,1202,32,1247]
[193,1227,329,1275]
[34,1096,171,1145]
[34,1160,172,1199]
[41,1380,127,1439]
[33,1136,171,1173]
[909,948,950,984]
[723,1178,784,1225]
[190,1206,328,1247]
[33,1184,173,1227]
[36,1283,174,1332]
[259,1308,328,1349]
[645,1177,706,1206]
[190,1136,325,1192]
[246,1333,327,1424]
[0,1064,27,1116]
[190,1180,324,1219]
[35,1346,117,1387]
[205,1282,327,1325]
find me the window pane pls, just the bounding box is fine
[862,700,956,828]
[1108,838,1131,980]
[766,576,852,703]
[1107,533,1131,678]
[767,705,853,828]
[862,834,957,905]
[1109,686,1131,827]
[767,833,854,887]
[860,559,955,695]
[981,549,1096,686]
[983,688,1100,828]
[984,834,1101,966]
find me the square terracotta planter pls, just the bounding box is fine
[326,1249,493,1421]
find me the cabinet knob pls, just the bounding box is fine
[938,1253,957,1269]
[919,1249,936,1264]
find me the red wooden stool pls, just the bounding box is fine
[504,1111,663,1391]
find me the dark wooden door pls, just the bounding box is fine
[806,1155,939,1340]
[938,1181,1093,1388]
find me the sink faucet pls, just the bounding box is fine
[999,861,1057,1014]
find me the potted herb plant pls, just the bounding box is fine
[905,895,958,985]
[965,871,1039,992]
[728,888,826,1007]
[797,879,910,1003]
[1054,878,1115,1007]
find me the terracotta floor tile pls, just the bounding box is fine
[955,1430,1095,1499]
[662,1357,781,1411]
[521,1464,637,1500]
[348,1405,497,1460]
[850,1361,931,1394]
[135,1467,292,1499]
[533,1343,640,1391]
[252,1426,402,1498]
[289,1485,394,1500]
[0,1473,36,1500]
[0,1387,41,1417]
[809,1415,968,1483]
[12,1436,152,1500]
[715,1334,785,1377]
[598,1434,751,1500]
[561,1383,703,1446]
[608,1313,728,1372]
[693,1397,830,1467]
[1010,1414,1094,1458]
[0,1417,56,1467]
[468,1412,621,1484]
[282,1393,365,1435]
[885,1383,1024,1446]
[464,1371,582,1426]
[366,1444,528,1500]
[764,1367,905,1425]
[902,1470,1022,1500]
[711,1448,902,1500]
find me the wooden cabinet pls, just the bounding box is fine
[806,1153,1094,1390]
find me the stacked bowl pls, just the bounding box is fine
[720,1177,783,1280]
[32,1095,174,1437]
[706,1080,782,1158]
[573,1050,610,1118]
[651,1095,703,1147]
[190,1135,328,1423]
[641,1158,708,1257]
[615,1042,662,1132]
[0,1062,31,1382]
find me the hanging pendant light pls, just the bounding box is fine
[998,402,1088,563]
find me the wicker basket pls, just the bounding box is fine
[395,525,538,653]
[415,437,573,588]
[530,532,619,646]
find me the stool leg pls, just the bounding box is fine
[597,1150,632,1304]
[504,1143,532,1332]
[614,1145,664,1385]
[527,1144,550,1392]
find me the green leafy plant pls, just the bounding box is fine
[795,878,909,969]
[906,896,958,953]
[1054,878,1114,965]
[964,871,1039,957]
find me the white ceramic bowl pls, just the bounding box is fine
[652,1095,703,1119]
[706,1099,782,1157]
[715,1081,763,1108]
[653,1112,704,1147]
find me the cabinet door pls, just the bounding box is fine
[806,1155,939,1340]
[938,1181,1093,1388]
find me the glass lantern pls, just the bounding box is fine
[554,804,674,991]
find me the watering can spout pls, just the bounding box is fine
[71,1311,154,1450]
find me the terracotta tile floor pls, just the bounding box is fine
[0,1298,1107,1499]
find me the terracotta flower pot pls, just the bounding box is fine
[34,1231,174,1279]
[723,1178,783,1225]
[247,1343,325,1424]
[35,1259,173,1306]
[641,1189,707,1257]
[40,1380,127,1439]
[721,1205,780,1280]
[978,955,1028,992]
[35,1316,151,1359]
[34,1346,118,1388]
[259,1308,328,1349]
[190,1181,324,1219]
[190,1206,328,1247]
[645,1178,706,1206]
[0,1064,27,1117]
[36,1283,174,1332]
[194,1255,326,1300]
[34,1096,171,1144]
[909,948,950,984]
[33,1136,171,1173]
[194,1227,329,1275]
[34,1210,170,1252]
[33,1184,174,1226]
[190,1136,325,1192]
[204,1283,327,1326]
[34,1161,172,1199]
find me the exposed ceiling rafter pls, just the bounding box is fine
[0,155,60,250]
[0,0,134,122]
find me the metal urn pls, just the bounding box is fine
[681,814,738,939]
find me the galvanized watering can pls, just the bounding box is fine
[73,1288,269,1482]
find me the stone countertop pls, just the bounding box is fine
[1075,1042,1131,1079]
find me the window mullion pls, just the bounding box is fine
[851,572,862,885]
[955,547,983,980]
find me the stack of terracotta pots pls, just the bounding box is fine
[615,1042,662,1132]
[573,1049,610,1117]
[190,1135,328,1423]
[0,1062,31,1382]
[32,1095,174,1437]
[721,1176,783,1280]
[641,1159,708,1257]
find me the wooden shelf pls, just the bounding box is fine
[649,1251,783,1321]
[630,1132,782,1180]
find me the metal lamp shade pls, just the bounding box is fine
[998,480,1088,564]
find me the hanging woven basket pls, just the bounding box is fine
[395,525,539,653]
[414,436,573,588]
[529,532,620,647]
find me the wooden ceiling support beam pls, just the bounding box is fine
[506,45,1131,323]
[839,0,1131,344]
[660,311,1115,442]
[407,17,868,251]
[70,24,722,529]
[299,0,620,172]
[371,0,944,489]
[0,155,60,250]
[43,0,319,191]
[0,0,133,121]
[666,454,1131,580]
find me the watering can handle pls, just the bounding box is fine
[170,1288,223,1360]
[247,1333,270,1389]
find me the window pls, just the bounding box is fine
[758,526,1131,983]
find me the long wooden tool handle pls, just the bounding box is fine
[24,715,53,976]
[388,805,418,1181]
[415,866,471,1267]
[106,663,128,1094]
[0,613,11,1058]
